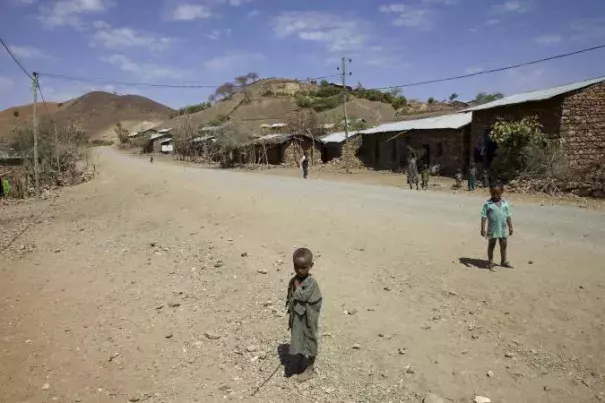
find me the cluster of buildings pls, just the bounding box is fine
[133,76,605,177]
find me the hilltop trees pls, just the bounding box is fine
[475,92,504,105]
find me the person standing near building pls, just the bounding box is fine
[300,152,309,179]
[468,162,477,191]
[407,155,419,190]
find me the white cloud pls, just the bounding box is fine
[485,18,500,26]
[534,34,563,45]
[379,1,455,30]
[247,9,260,17]
[207,29,232,40]
[100,54,186,80]
[18,0,37,4]
[204,51,264,71]
[38,0,113,29]
[492,1,530,14]
[226,0,251,6]
[8,45,53,59]
[170,3,212,21]
[274,11,368,52]
[91,21,174,51]
[465,67,484,74]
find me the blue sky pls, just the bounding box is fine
[1,0,604,110]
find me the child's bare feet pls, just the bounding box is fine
[487,262,496,271]
[296,366,314,383]
[501,261,514,269]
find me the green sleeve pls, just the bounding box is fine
[480,203,488,218]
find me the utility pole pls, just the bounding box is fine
[32,72,40,198]
[338,57,352,173]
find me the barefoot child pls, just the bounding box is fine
[286,248,322,382]
[420,165,430,190]
[481,184,514,269]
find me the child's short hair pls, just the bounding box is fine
[293,247,313,264]
[489,182,504,191]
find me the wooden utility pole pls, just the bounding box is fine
[32,72,40,198]
[339,57,352,173]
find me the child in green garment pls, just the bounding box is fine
[286,247,322,382]
[481,184,514,270]
[420,165,430,190]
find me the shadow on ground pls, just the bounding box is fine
[278,343,309,378]
[459,257,492,270]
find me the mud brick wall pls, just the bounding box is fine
[282,138,323,166]
[324,136,365,169]
[560,82,605,173]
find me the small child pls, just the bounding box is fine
[286,247,322,382]
[420,165,430,190]
[468,163,477,191]
[454,169,463,189]
[481,184,514,270]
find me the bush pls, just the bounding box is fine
[13,110,19,117]
[315,86,342,98]
[391,96,407,110]
[90,139,114,147]
[295,93,313,108]
[208,114,229,126]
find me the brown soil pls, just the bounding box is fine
[1,148,603,403]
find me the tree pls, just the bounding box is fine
[13,110,19,117]
[489,115,546,181]
[389,88,403,98]
[320,80,329,87]
[427,97,436,104]
[215,82,236,100]
[475,92,504,105]
[246,72,259,82]
[449,93,459,102]
[235,75,248,87]
[115,121,129,144]
[287,109,320,164]
[208,94,216,103]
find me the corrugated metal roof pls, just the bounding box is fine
[191,135,216,143]
[149,132,171,141]
[321,131,362,144]
[361,113,471,135]
[464,76,605,112]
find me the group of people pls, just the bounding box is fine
[285,184,513,384]
[407,156,480,192]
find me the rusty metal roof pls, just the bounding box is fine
[464,76,605,112]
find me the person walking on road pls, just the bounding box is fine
[301,152,309,179]
[407,156,419,190]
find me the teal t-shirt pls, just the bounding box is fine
[481,199,511,239]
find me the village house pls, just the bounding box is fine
[359,113,472,174]
[144,128,172,153]
[247,133,323,165]
[464,76,605,174]
[321,130,364,164]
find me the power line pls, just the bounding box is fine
[0,35,34,80]
[371,44,605,90]
[36,72,341,89]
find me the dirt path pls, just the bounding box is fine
[2,147,604,403]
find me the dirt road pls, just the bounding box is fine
[2,147,604,403]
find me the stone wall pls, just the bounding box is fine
[560,82,605,173]
[470,99,563,163]
[282,137,322,166]
[360,129,468,174]
[323,136,365,169]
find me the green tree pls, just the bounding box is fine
[235,75,249,87]
[475,92,504,105]
[115,121,129,144]
[320,80,329,87]
[449,93,459,102]
[427,97,436,104]
[246,72,259,82]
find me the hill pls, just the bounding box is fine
[155,78,461,136]
[0,92,174,143]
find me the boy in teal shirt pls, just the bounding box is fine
[481,184,514,269]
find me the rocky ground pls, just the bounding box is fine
[1,147,604,403]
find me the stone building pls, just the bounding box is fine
[248,134,322,166]
[358,113,472,175]
[320,131,364,167]
[465,76,605,174]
